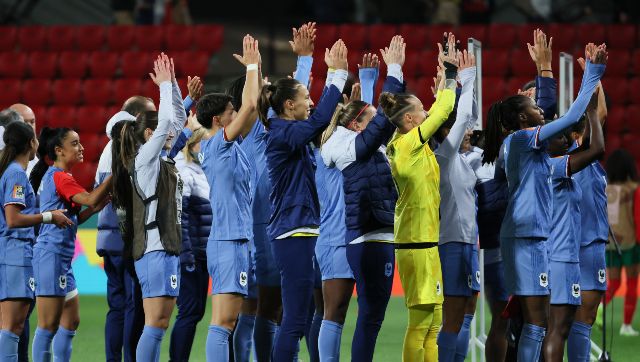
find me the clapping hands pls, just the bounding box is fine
[438,32,459,68]
[290,22,316,56]
[233,34,261,67]
[149,53,172,86]
[380,35,406,67]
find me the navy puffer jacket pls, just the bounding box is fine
[177,159,212,264]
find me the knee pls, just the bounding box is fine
[215,317,237,332]
[65,317,80,331]
[8,323,25,337]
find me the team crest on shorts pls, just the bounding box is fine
[598,269,606,284]
[239,271,248,287]
[476,270,481,284]
[467,274,472,288]
[28,277,35,292]
[572,283,581,298]
[170,274,178,289]
[539,273,548,288]
[58,275,67,290]
[384,262,393,277]
[436,281,441,295]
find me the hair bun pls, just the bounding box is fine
[378,92,397,111]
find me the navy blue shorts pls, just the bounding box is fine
[579,241,607,291]
[549,260,581,305]
[439,242,480,297]
[501,237,549,296]
[135,251,180,298]
[207,239,249,295]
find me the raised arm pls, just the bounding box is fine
[567,88,605,173]
[577,56,607,125]
[290,22,315,87]
[138,53,175,165]
[527,29,557,119]
[226,35,261,141]
[358,53,380,104]
[538,44,607,142]
[183,75,203,114]
[438,51,476,157]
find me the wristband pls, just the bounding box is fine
[246,64,258,71]
[540,69,552,72]
[328,67,336,73]
[42,212,53,224]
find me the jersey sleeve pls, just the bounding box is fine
[551,155,570,179]
[3,170,29,208]
[53,171,87,204]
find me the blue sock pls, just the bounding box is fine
[518,323,545,362]
[0,330,20,362]
[207,325,231,362]
[454,314,474,362]
[567,321,591,362]
[136,326,165,362]
[307,312,322,362]
[253,316,277,361]
[318,320,343,362]
[233,314,255,362]
[437,331,458,362]
[32,328,54,362]
[52,326,75,362]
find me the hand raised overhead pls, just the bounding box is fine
[233,34,261,67]
[289,22,316,56]
[149,53,172,85]
[329,39,348,71]
[380,35,406,66]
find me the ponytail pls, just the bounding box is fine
[257,84,275,128]
[29,127,72,192]
[320,100,370,146]
[258,78,303,128]
[0,122,35,176]
[481,95,531,165]
[378,92,414,128]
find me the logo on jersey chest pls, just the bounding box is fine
[239,271,248,287]
[384,262,393,277]
[170,274,178,289]
[572,283,581,298]
[598,269,606,284]
[539,273,548,288]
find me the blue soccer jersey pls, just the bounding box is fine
[313,148,347,246]
[200,129,253,241]
[574,161,608,246]
[548,155,582,262]
[0,162,36,241]
[241,120,271,225]
[500,126,553,239]
[36,167,85,257]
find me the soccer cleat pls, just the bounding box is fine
[619,324,639,336]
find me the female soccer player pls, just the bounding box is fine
[432,49,478,362]
[482,43,607,361]
[0,122,72,361]
[320,36,406,361]
[603,149,640,336]
[194,35,261,362]
[110,53,188,362]
[29,126,113,362]
[384,33,458,362]
[258,39,347,361]
[543,89,604,362]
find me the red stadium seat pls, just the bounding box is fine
[0,27,17,50]
[165,25,194,52]
[601,77,628,105]
[605,50,630,77]
[629,77,640,105]
[338,24,367,50]
[88,51,119,78]
[107,25,136,51]
[29,105,47,128]
[121,51,154,78]
[547,24,576,53]
[506,76,535,94]
[309,76,324,103]
[458,24,486,45]
[135,26,165,51]
[83,78,113,106]
[416,50,438,77]
[314,24,338,52]
[0,79,21,105]
[398,24,428,51]
[311,49,327,78]
[113,78,142,104]
[0,52,27,78]
[575,24,605,47]
[47,26,76,51]
[403,50,420,78]
[141,79,159,106]
[632,49,640,76]
[606,24,636,49]
[47,106,77,128]
[405,76,431,104]
[368,24,397,53]
[21,79,51,106]
[76,25,106,51]
[28,52,57,78]
[175,51,209,77]
[52,79,82,106]
[426,25,453,49]
[509,49,536,77]
[58,51,88,78]
[18,26,46,51]
[193,25,224,53]
[483,49,509,77]
[76,106,109,133]
[71,161,97,190]
[606,107,625,134]
[483,77,507,107]
[347,52,361,74]
[488,24,517,49]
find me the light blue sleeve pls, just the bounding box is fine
[170,81,187,148]
[294,55,313,88]
[359,67,378,104]
[137,81,173,165]
[538,61,605,142]
[183,95,194,114]
[436,67,476,157]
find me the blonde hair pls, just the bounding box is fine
[183,128,208,163]
[320,100,369,147]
